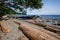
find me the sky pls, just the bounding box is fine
[27,0,60,15]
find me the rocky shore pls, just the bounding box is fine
[0,17,60,40]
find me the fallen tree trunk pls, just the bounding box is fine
[26,21,60,33]
[25,20,47,27]
[26,21,60,39]
[14,19,59,40]
[35,26,60,39]
[45,25,60,33]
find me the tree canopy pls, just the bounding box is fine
[14,0,43,9]
[0,0,43,15]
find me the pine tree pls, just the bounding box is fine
[0,0,43,17]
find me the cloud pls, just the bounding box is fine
[27,0,60,15]
[39,4,60,15]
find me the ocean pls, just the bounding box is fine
[40,15,60,20]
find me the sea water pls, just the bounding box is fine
[40,15,60,20]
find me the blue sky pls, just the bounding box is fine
[27,0,60,15]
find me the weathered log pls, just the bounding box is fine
[44,27,60,35]
[14,20,59,40]
[13,19,60,39]
[25,20,47,27]
[26,21,60,33]
[36,27,60,39]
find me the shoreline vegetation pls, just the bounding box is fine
[0,15,60,40]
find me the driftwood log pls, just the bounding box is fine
[14,19,60,40]
[26,20,60,33]
[34,26,60,39]
[25,20,60,39]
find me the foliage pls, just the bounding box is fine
[0,0,43,15]
[14,0,43,9]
